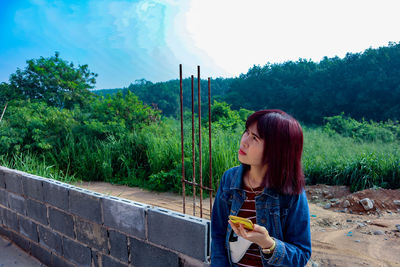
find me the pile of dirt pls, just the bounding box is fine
[306,184,400,215]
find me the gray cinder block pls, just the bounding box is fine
[5,209,19,231]
[43,180,69,210]
[102,197,147,239]
[18,215,38,242]
[63,236,92,267]
[180,254,211,267]
[52,253,76,267]
[38,225,63,255]
[69,187,102,224]
[91,250,101,267]
[129,237,180,267]
[8,192,26,215]
[11,231,30,252]
[101,255,129,267]
[22,177,43,201]
[4,170,23,194]
[30,242,52,267]
[48,207,75,238]
[0,225,10,239]
[147,208,210,262]
[0,206,3,225]
[108,229,129,263]
[0,189,6,207]
[0,170,6,188]
[75,217,108,253]
[27,198,48,225]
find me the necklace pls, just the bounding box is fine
[246,175,262,196]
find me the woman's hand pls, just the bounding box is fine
[228,221,274,249]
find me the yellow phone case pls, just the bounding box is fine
[229,215,254,230]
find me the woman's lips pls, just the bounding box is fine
[238,149,247,155]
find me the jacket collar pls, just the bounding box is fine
[229,164,279,199]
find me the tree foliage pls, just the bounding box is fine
[209,100,252,130]
[225,42,400,123]
[0,100,78,154]
[7,52,97,109]
[323,113,400,142]
[84,91,161,138]
[96,42,400,124]
[117,77,233,118]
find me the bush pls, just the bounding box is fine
[0,100,78,154]
[148,169,181,192]
[209,100,252,130]
[324,113,400,142]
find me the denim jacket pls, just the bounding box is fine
[211,165,312,266]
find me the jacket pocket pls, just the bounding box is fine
[269,207,285,239]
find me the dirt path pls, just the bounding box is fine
[73,181,400,267]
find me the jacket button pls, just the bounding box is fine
[261,219,266,224]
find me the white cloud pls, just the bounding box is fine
[186,0,400,76]
[8,0,400,88]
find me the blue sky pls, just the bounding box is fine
[1,0,400,89]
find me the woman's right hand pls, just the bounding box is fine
[229,221,274,249]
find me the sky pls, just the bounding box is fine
[1,0,400,89]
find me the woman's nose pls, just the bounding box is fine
[241,136,249,147]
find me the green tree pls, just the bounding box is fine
[8,52,97,109]
[209,100,252,130]
[0,100,78,154]
[83,91,161,139]
[0,82,13,107]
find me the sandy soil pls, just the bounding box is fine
[73,181,400,267]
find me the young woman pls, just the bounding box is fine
[211,110,311,266]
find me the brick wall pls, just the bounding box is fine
[0,166,211,267]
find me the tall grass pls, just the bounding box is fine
[2,119,399,193]
[303,127,400,191]
[46,131,149,186]
[141,118,242,193]
[0,153,77,183]
[134,119,400,193]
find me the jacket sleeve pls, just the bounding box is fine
[211,171,231,267]
[260,190,312,266]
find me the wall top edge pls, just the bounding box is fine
[0,165,211,223]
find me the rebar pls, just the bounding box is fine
[191,75,196,216]
[179,64,186,214]
[208,78,213,212]
[197,66,203,218]
[179,65,213,218]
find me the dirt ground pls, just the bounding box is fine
[74,182,400,267]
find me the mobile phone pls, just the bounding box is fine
[229,215,254,230]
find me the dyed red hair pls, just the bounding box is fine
[244,110,305,195]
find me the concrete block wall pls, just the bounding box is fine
[0,167,211,267]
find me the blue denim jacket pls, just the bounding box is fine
[211,165,312,266]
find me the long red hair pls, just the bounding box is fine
[244,110,305,195]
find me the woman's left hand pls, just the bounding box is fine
[228,221,274,249]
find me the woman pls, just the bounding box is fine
[211,110,311,266]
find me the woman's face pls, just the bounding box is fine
[238,122,265,167]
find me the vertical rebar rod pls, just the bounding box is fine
[179,64,186,214]
[208,77,213,213]
[191,75,196,216]
[197,66,203,218]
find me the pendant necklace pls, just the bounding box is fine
[247,175,262,196]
